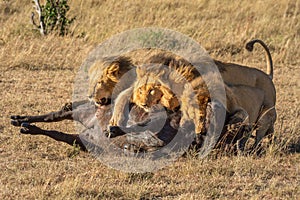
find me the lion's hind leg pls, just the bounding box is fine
[252,107,277,153]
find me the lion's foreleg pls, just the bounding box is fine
[109,87,133,127]
[226,108,251,151]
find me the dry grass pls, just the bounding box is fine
[0,0,299,199]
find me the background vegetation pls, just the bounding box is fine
[0,0,299,199]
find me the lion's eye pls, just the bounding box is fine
[150,89,155,95]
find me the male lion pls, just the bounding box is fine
[108,39,276,149]
[140,39,276,147]
[11,55,180,152]
[126,64,265,150]
[10,56,137,150]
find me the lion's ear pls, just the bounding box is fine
[106,63,120,82]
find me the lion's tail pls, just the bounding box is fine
[245,39,273,80]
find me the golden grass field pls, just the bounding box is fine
[0,0,299,199]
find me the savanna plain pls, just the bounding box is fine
[0,0,299,199]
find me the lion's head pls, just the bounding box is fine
[131,64,184,113]
[132,81,180,112]
[88,56,134,107]
[132,83,164,112]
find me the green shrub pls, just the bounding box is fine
[32,0,75,36]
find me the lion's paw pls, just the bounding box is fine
[106,126,126,138]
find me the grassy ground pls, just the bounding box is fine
[0,0,299,199]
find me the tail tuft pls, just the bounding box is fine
[245,39,273,80]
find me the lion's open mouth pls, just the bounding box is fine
[95,98,111,107]
[140,105,151,112]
